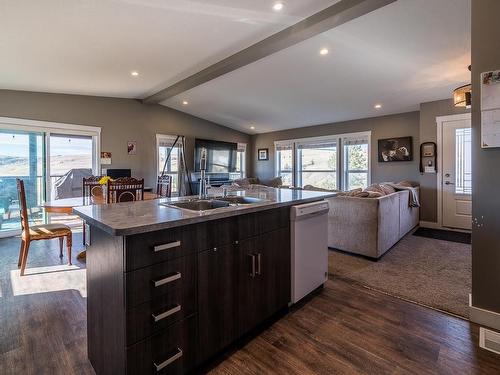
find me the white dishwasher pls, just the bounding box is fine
[290,200,330,304]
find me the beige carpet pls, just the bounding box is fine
[329,234,471,318]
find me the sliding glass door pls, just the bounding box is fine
[0,119,100,237]
[0,130,45,235]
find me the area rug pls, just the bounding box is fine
[329,235,471,318]
[413,227,471,244]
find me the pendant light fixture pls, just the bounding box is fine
[453,65,472,108]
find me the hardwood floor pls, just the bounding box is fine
[0,234,499,374]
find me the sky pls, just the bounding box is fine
[0,132,92,157]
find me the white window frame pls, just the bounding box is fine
[234,143,247,179]
[274,140,294,186]
[274,131,371,190]
[342,133,371,191]
[0,116,101,238]
[156,134,182,194]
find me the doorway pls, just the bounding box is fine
[437,113,472,231]
[0,117,100,238]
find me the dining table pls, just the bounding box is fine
[43,191,160,259]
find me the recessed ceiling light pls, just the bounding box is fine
[319,48,329,56]
[374,104,382,109]
[250,125,256,130]
[273,2,284,11]
[130,71,139,76]
[182,100,189,105]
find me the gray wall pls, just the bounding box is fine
[0,90,250,188]
[471,0,500,314]
[251,110,421,185]
[419,99,470,222]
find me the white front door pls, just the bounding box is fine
[442,117,472,230]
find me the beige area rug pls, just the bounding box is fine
[329,234,471,318]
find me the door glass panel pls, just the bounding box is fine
[158,145,180,193]
[0,130,45,233]
[49,134,93,200]
[455,128,471,195]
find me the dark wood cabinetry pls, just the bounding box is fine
[86,206,292,375]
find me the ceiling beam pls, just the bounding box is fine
[143,0,397,104]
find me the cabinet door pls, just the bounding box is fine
[197,244,236,364]
[236,228,291,336]
[235,236,262,336]
[257,227,291,319]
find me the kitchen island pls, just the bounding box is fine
[74,187,335,375]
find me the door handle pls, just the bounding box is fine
[255,253,262,276]
[445,181,455,185]
[248,254,256,277]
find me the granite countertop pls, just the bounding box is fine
[73,187,336,236]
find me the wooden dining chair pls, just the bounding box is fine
[156,175,172,198]
[107,177,144,203]
[83,175,103,203]
[16,179,72,276]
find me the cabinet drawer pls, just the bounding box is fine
[127,315,196,375]
[125,255,195,308]
[126,293,195,345]
[125,224,205,271]
[237,206,289,239]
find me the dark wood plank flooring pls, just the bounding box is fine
[0,234,499,374]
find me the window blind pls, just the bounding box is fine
[343,135,369,146]
[296,139,337,149]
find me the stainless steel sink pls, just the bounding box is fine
[166,199,230,212]
[216,196,264,205]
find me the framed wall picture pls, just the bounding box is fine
[378,137,413,162]
[127,141,137,155]
[258,148,269,161]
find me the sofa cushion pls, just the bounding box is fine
[233,177,259,187]
[260,176,283,188]
[365,184,386,195]
[380,184,397,195]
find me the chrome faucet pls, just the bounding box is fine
[199,148,208,199]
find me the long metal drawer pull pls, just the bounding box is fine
[154,348,183,372]
[248,254,256,277]
[256,253,262,276]
[152,305,181,322]
[152,272,181,288]
[153,240,181,252]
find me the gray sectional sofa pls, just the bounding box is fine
[326,189,419,259]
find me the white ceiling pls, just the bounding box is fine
[1,0,471,134]
[0,0,334,98]
[162,0,471,134]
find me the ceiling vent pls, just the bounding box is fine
[479,327,500,355]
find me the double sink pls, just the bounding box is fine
[162,196,265,213]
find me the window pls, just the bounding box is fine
[274,132,370,190]
[275,141,293,186]
[297,139,337,190]
[455,128,471,195]
[343,135,370,190]
[233,143,247,179]
[157,135,181,194]
[0,117,100,237]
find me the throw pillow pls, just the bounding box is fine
[380,184,396,195]
[261,177,283,188]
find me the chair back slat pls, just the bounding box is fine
[16,179,30,236]
[156,175,172,198]
[107,177,144,203]
[83,176,103,203]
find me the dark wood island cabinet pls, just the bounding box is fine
[75,188,335,375]
[86,207,291,374]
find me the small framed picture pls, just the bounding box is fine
[258,148,269,161]
[127,141,137,155]
[378,137,413,162]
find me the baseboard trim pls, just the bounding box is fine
[419,221,441,229]
[470,299,500,331]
